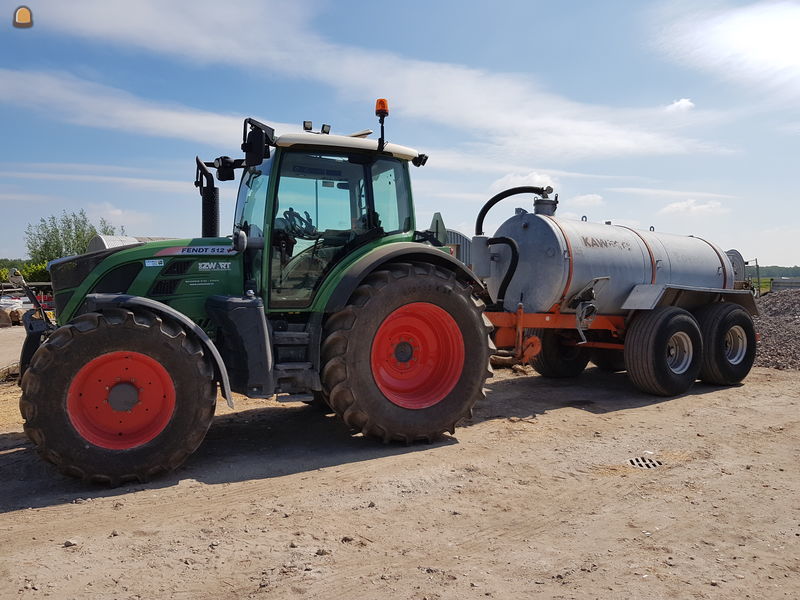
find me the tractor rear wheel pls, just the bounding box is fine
[624,307,702,396]
[528,329,590,378]
[693,302,756,385]
[19,309,216,485]
[321,262,492,443]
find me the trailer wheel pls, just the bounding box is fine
[591,349,626,372]
[321,262,492,443]
[528,329,590,378]
[624,307,702,396]
[693,303,756,385]
[19,309,216,485]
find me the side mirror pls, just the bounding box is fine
[243,127,266,167]
[241,117,276,167]
[233,229,248,253]
[214,156,236,181]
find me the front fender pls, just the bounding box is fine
[84,294,234,408]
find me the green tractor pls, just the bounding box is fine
[16,101,493,484]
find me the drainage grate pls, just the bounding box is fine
[628,456,663,469]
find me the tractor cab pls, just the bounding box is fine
[233,138,417,309]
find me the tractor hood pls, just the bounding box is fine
[49,237,243,324]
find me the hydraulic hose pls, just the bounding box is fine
[487,236,519,310]
[474,186,552,236]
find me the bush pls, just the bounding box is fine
[0,263,49,285]
[24,209,124,264]
[21,262,50,283]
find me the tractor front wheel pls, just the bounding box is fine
[321,262,492,443]
[19,309,216,485]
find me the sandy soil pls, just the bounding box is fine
[1,366,799,599]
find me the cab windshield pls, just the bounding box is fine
[234,156,273,238]
[269,150,413,307]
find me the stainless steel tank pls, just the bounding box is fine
[487,211,734,314]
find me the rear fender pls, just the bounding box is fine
[324,242,488,313]
[84,293,234,408]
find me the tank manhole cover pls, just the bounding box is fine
[628,456,663,469]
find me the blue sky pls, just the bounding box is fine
[1,0,799,265]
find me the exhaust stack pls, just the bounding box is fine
[195,157,219,238]
[200,185,219,238]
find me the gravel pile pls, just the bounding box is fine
[753,289,800,370]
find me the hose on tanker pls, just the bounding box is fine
[486,236,519,310]
[474,186,553,236]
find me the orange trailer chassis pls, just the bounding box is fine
[485,305,626,363]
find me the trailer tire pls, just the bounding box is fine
[591,349,626,372]
[693,303,756,385]
[321,262,492,443]
[625,307,702,396]
[528,329,590,378]
[19,309,216,485]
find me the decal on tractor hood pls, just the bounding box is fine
[155,245,237,257]
[144,259,164,267]
[198,261,231,271]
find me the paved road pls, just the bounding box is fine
[0,326,25,369]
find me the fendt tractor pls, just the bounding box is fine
[12,100,757,485]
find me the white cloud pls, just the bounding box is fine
[0,192,61,204]
[0,69,298,147]
[657,1,800,101]
[658,198,729,216]
[608,186,734,199]
[665,98,695,112]
[425,149,645,181]
[0,169,193,196]
[570,193,605,207]
[489,172,556,194]
[28,0,721,161]
[86,202,154,229]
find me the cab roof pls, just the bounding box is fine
[275,132,419,161]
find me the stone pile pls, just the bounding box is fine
[753,289,800,370]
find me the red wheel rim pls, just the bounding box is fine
[370,302,465,409]
[66,351,176,449]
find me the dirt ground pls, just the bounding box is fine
[1,366,799,599]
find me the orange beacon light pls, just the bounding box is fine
[375,98,389,118]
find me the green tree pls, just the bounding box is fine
[24,210,125,264]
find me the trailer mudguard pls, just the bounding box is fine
[324,242,486,313]
[621,284,758,316]
[84,293,234,408]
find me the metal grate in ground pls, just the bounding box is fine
[628,456,663,469]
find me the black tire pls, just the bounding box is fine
[305,390,334,414]
[591,348,626,372]
[624,307,702,396]
[693,303,756,385]
[320,262,492,443]
[19,309,216,485]
[528,329,590,378]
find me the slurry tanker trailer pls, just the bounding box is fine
[11,100,756,484]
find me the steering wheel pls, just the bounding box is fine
[283,207,317,238]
